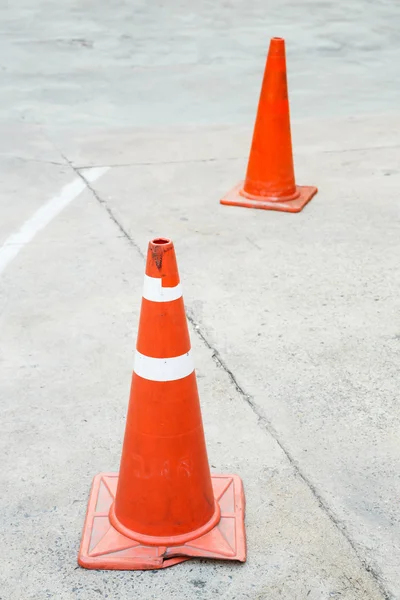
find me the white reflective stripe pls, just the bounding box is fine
[142,274,182,302]
[134,350,194,381]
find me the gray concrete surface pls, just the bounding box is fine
[1,1,400,599]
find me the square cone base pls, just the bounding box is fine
[78,473,246,570]
[221,182,318,213]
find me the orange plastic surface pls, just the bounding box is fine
[221,181,318,213]
[78,473,246,570]
[115,370,217,540]
[220,37,317,212]
[78,238,247,570]
[115,239,215,541]
[145,237,179,285]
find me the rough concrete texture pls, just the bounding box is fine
[1,1,400,599]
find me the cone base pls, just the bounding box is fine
[78,472,246,571]
[221,182,317,213]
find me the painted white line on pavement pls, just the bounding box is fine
[0,167,109,276]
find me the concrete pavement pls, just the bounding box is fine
[1,1,399,598]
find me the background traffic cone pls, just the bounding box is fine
[221,37,317,213]
[78,238,246,570]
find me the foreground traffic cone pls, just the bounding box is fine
[78,238,246,570]
[221,37,317,213]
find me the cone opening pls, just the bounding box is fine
[151,238,171,245]
[272,37,283,40]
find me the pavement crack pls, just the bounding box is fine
[71,156,243,170]
[10,156,67,167]
[61,154,145,258]
[84,179,144,258]
[321,143,400,155]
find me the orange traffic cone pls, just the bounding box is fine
[78,238,246,570]
[221,37,317,213]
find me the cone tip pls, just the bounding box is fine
[269,37,285,55]
[146,237,178,281]
[150,237,172,248]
